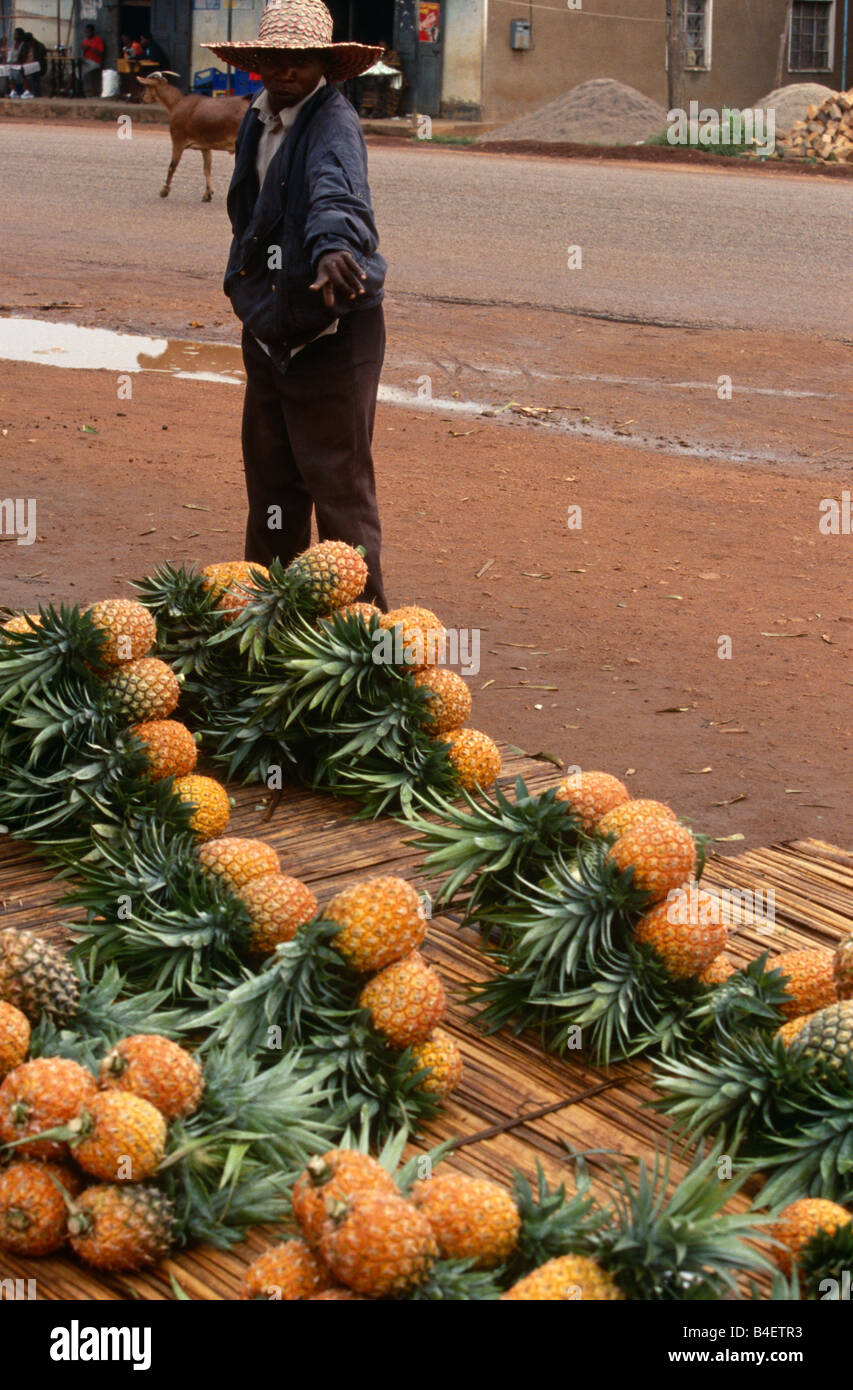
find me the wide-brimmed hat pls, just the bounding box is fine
[203,0,384,81]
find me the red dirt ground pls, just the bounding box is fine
[2,321,851,850]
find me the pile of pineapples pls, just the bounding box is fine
[237,1141,851,1301]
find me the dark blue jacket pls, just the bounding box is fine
[224,83,386,373]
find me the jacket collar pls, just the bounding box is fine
[232,82,336,197]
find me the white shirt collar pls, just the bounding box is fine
[252,76,326,130]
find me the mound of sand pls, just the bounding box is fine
[477,78,668,147]
[754,83,837,135]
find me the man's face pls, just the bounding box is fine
[256,50,326,109]
[85,25,94,36]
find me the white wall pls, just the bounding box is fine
[441,0,483,109]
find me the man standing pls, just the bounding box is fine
[81,24,105,97]
[205,0,388,607]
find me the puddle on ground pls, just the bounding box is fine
[0,317,828,468]
[0,317,245,385]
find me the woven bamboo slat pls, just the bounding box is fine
[0,749,850,1299]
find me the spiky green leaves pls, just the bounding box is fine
[465,842,686,1064]
[580,1146,774,1300]
[686,953,789,1044]
[63,822,252,999]
[194,923,442,1144]
[655,1032,853,1205]
[407,775,583,916]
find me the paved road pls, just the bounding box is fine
[2,122,852,337]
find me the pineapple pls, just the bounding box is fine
[86,598,156,666]
[105,656,180,722]
[67,1183,175,1271]
[200,561,270,620]
[608,820,696,904]
[778,1000,853,1078]
[409,1027,463,1098]
[833,936,853,1000]
[325,876,427,973]
[196,835,280,890]
[502,1253,625,1301]
[770,1198,852,1277]
[772,949,837,1020]
[130,719,198,781]
[634,888,727,980]
[698,955,735,987]
[0,927,80,1024]
[775,1012,813,1047]
[292,1150,398,1248]
[379,606,446,669]
[0,1056,97,1161]
[439,727,502,792]
[307,1288,364,1300]
[0,1160,80,1256]
[0,1000,31,1080]
[596,798,677,838]
[318,1190,438,1297]
[335,601,382,622]
[357,952,446,1049]
[553,771,629,834]
[99,1035,204,1120]
[412,1173,520,1269]
[240,1238,334,1300]
[172,773,231,841]
[1,612,41,636]
[236,873,318,956]
[72,1091,167,1182]
[286,541,368,614]
[412,668,471,736]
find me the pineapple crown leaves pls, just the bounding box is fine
[795,1219,853,1299]
[304,737,458,820]
[406,1260,503,1301]
[193,919,359,1055]
[744,1084,853,1208]
[533,938,700,1067]
[651,1029,843,1148]
[506,1158,609,1280]
[165,1158,292,1250]
[478,842,649,980]
[573,1144,776,1300]
[28,962,188,1068]
[203,558,344,665]
[64,843,253,1002]
[0,604,107,713]
[164,1044,335,1182]
[258,610,416,727]
[405,775,582,915]
[686,952,790,1043]
[132,562,227,677]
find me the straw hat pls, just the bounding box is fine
[204,0,385,81]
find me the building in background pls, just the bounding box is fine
[2,0,848,118]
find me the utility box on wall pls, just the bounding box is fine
[509,19,531,50]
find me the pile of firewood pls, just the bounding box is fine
[782,88,853,161]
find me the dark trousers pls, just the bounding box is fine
[240,305,387,609]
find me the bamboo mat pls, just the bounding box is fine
[1,749,851,1300]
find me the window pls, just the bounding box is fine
[790,1,834,71]
[685,0,710,69]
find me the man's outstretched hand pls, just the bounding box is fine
[310,250,367,308]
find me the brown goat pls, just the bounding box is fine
[138,72,249,202]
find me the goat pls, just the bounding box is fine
[138,71,249,202]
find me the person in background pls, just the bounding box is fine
[81,23,105,97]
[17,32,47,98]
[204,0,389,604]
[140,33,169,69]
